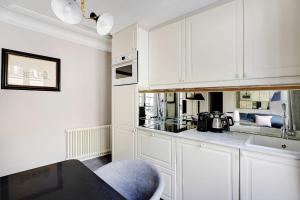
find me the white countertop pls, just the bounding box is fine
[178,129,249,148]
[137,126,300,160]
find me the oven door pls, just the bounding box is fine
[112,60,138,86]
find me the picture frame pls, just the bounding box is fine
[1,49,61,91]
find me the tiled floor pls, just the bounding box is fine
[82,154,112,171]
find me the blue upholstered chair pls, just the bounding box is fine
[94,159,164,200]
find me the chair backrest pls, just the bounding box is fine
[94,159,164,200]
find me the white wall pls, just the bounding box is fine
[223,92,237,113]
[0,22,111,176]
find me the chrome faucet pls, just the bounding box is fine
[281,103,296,139]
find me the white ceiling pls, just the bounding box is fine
[1,0,222,33]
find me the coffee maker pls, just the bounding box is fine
[197,112,212,132]
[197,112,234,133]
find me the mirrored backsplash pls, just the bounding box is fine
[139,90,300,139]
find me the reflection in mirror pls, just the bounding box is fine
[237,91,272,110]
[139,90,300,139]
[224,90,299,139]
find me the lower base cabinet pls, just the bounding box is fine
[136,130,175,170]
[136,129,176,199]
[176,139,239,200]
[241,150,300,200]
[136,129,300,200]
[155,165,176,200]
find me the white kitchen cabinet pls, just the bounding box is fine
[240,150,300,200]
[244,0,300,79]
[149,20,185,85]
[112,126,135,161]
[136,129,177,200]
[112,24,137,59]
[145,0,300,88]
[176,138,239,200]
[136,129,176,170]
[112,85,138,161]
[112,24,149,87]
[155,164,176,200]
[185,0,243,83]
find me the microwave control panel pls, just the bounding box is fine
[112,51,137,66]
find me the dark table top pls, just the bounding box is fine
[0,160,126,200]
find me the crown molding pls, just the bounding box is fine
[0,4,112,52]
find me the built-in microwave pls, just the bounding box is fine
[112,51,138,86]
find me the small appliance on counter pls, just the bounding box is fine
[197,112,212,132]
[233,110,240,122]
[197,112,234,133]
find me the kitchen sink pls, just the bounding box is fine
[246,135,300,153]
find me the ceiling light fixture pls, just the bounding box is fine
[51,0,114,36]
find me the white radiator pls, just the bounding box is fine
[66,125,111,160]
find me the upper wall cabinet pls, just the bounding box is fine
[112,24,149,87]
[112,25,136,59]
[244,0,300,79]
[149,20,185,85]
[185,0,243,82]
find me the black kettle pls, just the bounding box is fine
[222,116,234,131]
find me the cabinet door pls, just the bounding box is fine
[186,0,243,82]
[112,85,137,128]
[136,130,175,170]
[241,150,300,200]
[136,130,176,200]
[112,126,135,161]
[244,0,300,79]
[112,24,137,59]
[149,20,185,85]
[155,164,176,200]
[177,139,239,200]
[112,85,137,161]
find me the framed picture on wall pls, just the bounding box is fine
[1,49,60,91]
